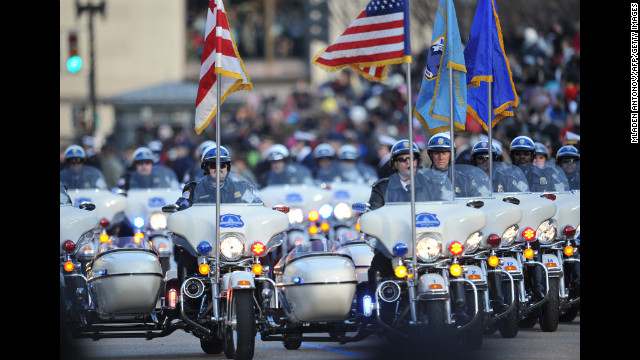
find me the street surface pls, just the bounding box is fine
[62,315,579,360]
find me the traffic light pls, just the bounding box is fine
[67,31,83,73]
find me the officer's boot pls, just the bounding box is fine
[452,282,471,324]
[488,271,509,313]
[531,264,545,301]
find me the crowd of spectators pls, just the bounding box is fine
[62,17,580,190]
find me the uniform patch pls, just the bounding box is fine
[182,190,190,199]
[539,177,547,185]
[234,191,241,198]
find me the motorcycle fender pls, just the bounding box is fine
[541,254,563,277]
[226,270,256,289]
[464,265,486,284]
[418,273,449,299]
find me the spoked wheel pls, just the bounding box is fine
[539,278,559,332]
[223,290,256,360]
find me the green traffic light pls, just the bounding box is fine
[67,55,83,73]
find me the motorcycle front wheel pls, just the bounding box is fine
[224,290,256,360]
[538,278,559,332]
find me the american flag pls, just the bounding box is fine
[311,0,411,82]
[195,0,252,135]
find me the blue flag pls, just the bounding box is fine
[413,0,467,135]
[463,0,518,131]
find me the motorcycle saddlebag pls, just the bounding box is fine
[275,252,357,323]
[87,249,163,318]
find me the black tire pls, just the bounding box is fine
[224,290,256,360]
[559,307,579,322]
[200,336,224,354]
[423,300,448,346]
[283,336,302,350]
[539,278,559,332]
[498,279,520,338]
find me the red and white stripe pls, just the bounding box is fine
[312,9,408,81]
[195,0,251,135]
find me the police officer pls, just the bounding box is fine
[60,145,107,190]
[556,145,580,190]
[427,132,484,198]
[337,144,378,185]
[366,140,472,322]
[176,145,262,209]
[258,144,314,187]
[533,142,549,169]
[313,143,342,183]
[118,147,173,191]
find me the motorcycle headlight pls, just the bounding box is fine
[288,208,304,224]
[220,233,245,261]
[501,225,519,247]
[319,203,333,219]
[149,212,167,230]
[464,232,483,254]
[536,219,557,245]
[333,202,352,220]
[75,230,96,260]
[416,234,441,262]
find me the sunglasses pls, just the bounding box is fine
[513,151,533,156]
[136,160,154,166]
[475,154,490,161]
[66,158,84,164]
[395,156,416,163]
[559,158,577,164]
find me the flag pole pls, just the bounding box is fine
[488,82,493,196]
[215,66,222,309]
[406,62,417,284]
[449,68,455,188]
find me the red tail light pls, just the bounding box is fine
[99,218,110,228]
[62,240,76,253]
[168,289,177,309]
[487,234,501,248]
[562,225,576,239]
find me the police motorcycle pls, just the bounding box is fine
[354,166,487,349]
[321,144,378,242]
[441,163,522,340]
[489,161,560,331]
[60,182,100,331]
[520,160,580,329]
[257,147,334,260]
[61,181,175,342]
[118,161,182,275]
[67,188,127,238]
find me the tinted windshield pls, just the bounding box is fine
[452,164,492,198]
[60,182,72,205]
[518,162,571,193]
[385,168,454,203]
[264,163,314,186]
[556,159,580,190]
[129,168,174,189]
[334,162,378,185]
[60,166,106,190]
[193,173,263,204]
[491,163,530,193]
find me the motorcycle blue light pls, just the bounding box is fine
[393,243,408,257]
[319,204,333,219]
[293,276,303,284]
[197,241,212,255]
[134,216,145,228]
[363,295,372,317]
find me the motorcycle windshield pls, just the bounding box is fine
[314,161,343,184]
[60,166,106,190]
[129,168,175,189]
[192,173,263,204]
[491,163,531,193]
[385,168,454,203]
[95,236,154,256]
[451,164,492,198]
[264,163,314,186]
[517,162,571,193]
[60,182,72,205]
[335,162,378,185]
